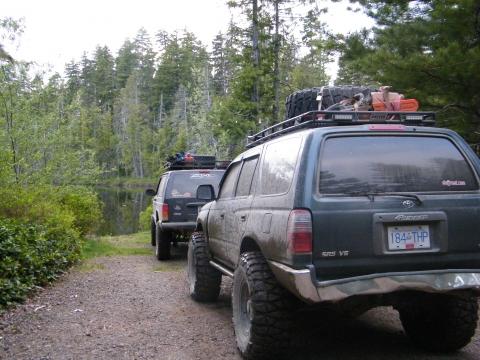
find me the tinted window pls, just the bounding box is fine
[156,176,165,195]
[218,163,241,199]
[260,137,302,195]
[165,171,224,198]
[319,136,478,193]
[236,157,259,197]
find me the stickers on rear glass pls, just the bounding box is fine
[441,180,466,187]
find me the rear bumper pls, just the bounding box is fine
[268,260,480,303]
[159,221,196,232]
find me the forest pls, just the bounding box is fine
[1,0,478,185]
[1,0,480,307]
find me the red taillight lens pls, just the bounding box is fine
[161,203,169,221]
[287,209,312,254]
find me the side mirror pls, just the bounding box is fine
[145,189,156,196]
[197,184,215,201]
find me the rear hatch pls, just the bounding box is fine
[165,170,224,223]
[311,131,480,281]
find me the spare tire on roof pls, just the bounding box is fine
[285,86,376,119]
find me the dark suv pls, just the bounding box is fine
[188,111,480,359]
[146,168,224,260]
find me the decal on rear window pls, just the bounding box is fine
[442,180,467,187]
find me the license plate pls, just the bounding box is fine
[387,225,430,251]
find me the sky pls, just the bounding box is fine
[2,0,373,78]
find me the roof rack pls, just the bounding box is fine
[164,154,230,171]
[246,110,436,148]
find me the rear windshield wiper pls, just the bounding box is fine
[344,191,376,201]
[343,191,423,204]
[375,192,423,204]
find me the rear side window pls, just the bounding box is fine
[260,137,302,195]
[218,163,241,199]
[319,136,479,194]
[166,171,224,198]
[157,176,167,195]
[236,157,259,197]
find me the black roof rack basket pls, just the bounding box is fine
[164,154,230,171]
[246,110,436,148]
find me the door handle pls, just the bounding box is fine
[240,215,247,222]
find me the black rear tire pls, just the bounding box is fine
[155,225,172,260]
[150,219,156,246]
[187,232,222,302]
[232,251,294,359]
[398,293,479,352]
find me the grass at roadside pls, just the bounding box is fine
[82,232,152,259]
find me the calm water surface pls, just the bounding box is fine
[95,187,151,235]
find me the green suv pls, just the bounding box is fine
[188,110,480,359]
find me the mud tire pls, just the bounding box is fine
[187,232,222,302]
[398,293,479,352]
[232,251,294,359]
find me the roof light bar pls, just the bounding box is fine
[404,115,425,121]
[333,114,354,121]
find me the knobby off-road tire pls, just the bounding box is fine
[150,219,156,246]
[232,251,294,359]
[285,86,376,119]
[187,232,222,302]
[155,224,172,260]
[398,293,479,352]
[285,88,321,119]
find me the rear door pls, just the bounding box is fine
[207,163,242,260]
[224,155,259,265]
[311,133,480,280]
[164,170,224,223]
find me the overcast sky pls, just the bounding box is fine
[2,0,372,78]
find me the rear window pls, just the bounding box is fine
[166,171,224,198]
[319,136,478,193]
[259,137,302,195]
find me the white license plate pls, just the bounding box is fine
[387,225,431,251]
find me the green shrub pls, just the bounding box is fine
[0,219,81,308]
[139,204,153,231]
[0,185,102,236]
[0,185,103,310]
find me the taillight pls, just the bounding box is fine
[161,203,169,221]
[287,209,312,254]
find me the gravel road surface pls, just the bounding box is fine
[1,247,479,360]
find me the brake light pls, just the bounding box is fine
[368,124,406,131]
[161,203,169,221]
[287,209,312,254]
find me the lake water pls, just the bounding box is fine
[95,187,151,236]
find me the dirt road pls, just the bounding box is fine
[1,247,479,360]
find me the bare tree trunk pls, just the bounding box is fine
[252,0,260,122]
[158,92,164,128]
[273,0,281,124]
[205,64,211,110]
[0,68,20,183]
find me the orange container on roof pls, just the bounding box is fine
[373,99,419,112]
